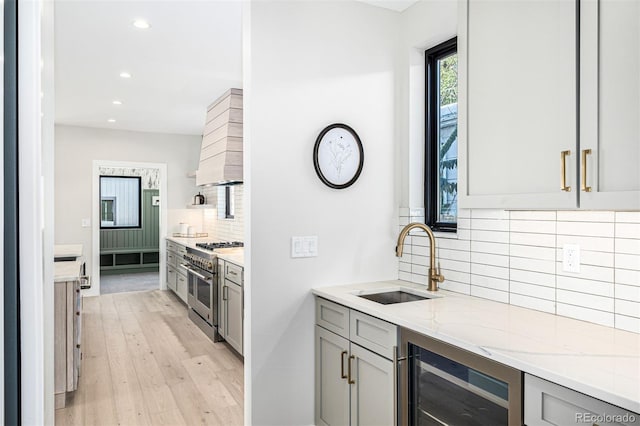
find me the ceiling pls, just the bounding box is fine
[54,1,243,136]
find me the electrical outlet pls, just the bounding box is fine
[563,244,580,273]
[291,236,318,258]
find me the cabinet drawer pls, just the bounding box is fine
[167,241,186,257]
[224,262,243,285]
[524,373,639,426]
[167,251,177,268]
[316,298,349,339]
[349,310,397,360]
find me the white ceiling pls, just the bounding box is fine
[54,1,243,136]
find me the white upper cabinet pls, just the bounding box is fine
[459,0,578,209]
[580,0,640,210]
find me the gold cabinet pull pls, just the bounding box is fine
[340,350,348,379]
[347,355,355,384]
[560,150,571,192]
[581,149,592,192]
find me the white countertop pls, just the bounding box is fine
[313,280,640,414]
[54,260,83,282]
[54,244,83,258]
[165,237,244,267]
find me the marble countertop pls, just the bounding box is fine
[313,280,640,414]
[165,237,244,267]
[54,260,83,282]
[54,244,83,258]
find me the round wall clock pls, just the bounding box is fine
[313,123,364,189]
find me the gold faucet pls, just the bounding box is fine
[396,222,444,291]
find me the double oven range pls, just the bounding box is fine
[180,241,243,342]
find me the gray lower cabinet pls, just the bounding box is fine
[54,279,82,409]
[315,298,396,426]
[166,240,186,303]
[219,259,244,356]
[524,374,639,426]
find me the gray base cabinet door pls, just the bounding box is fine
[524,374,639,426]
[316,326,350,426]
[224,280,243,355]
[167,266,176,291]
[176,272,187,303]
[349,343,394,426]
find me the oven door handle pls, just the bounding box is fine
[180,264,211,281]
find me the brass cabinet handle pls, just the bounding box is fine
[560,150,571,192]
[347,355,355,384]
[340,350,348,379]
[581,149,592,192]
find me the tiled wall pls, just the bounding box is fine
[201,185,244,242]
[398,208,640,333]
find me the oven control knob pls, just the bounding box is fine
[207,261,213,270]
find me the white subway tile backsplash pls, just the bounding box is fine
[555,248,614,268]
[615,315,640,333]
[510,257,555,275]
[555,263,614,283]
[470,218,509,232]
[510,244,556,261]
[399,207,410,216]
[510,232,555,248]
[470,229,509,244]
[557,221,614,238]
[557,275,614,298]
[510,269,555,287]
[509,293,555,314]
[615,253,640,271]
[616,269,640,287]
[556,234,614,252]
[615,223,640,239]
[509,220,556,235]
[509,210,556,221]
[616,284,640,302]
[471,286,509,303]
[556,211,615,222]
[471,274,509,292]
[471,240,509,256]
[557,289,614,312]
[470,252,509,268]
[615,212,640,223]
[440,280,471,295]
[557,303,614,328]
[615,299,640,318]
[397,208,640,333]
[471,209,508,220]
[615,238,640,255]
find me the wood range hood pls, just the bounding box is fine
[196,88,243,186]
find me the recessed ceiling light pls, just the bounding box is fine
[107,119,116,123]
[112,100,123,105]
[119,72,132,79]
[133,19,151,29]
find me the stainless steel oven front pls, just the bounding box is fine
[184,263,217,327]
[399,327,522,426]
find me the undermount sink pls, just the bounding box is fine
[355,289,440,305]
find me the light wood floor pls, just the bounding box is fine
[55,290,244,426]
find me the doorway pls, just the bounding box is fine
[91,161,168,297]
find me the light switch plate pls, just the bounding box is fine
[291,236,318,258]
[563,244,580,273]
[81,218,91,228]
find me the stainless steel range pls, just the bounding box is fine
[180,241,243,342]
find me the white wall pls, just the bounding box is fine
[54,125,202,278]
[247,2,400,424]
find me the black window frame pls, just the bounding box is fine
[425,37,458,233]
[99,175,143,229]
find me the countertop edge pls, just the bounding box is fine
[312,281,640,415]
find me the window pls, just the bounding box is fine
[425,37,458,231]
[217,185,235,219]
[99,176,142,228]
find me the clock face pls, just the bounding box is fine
[314,124,364,189]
